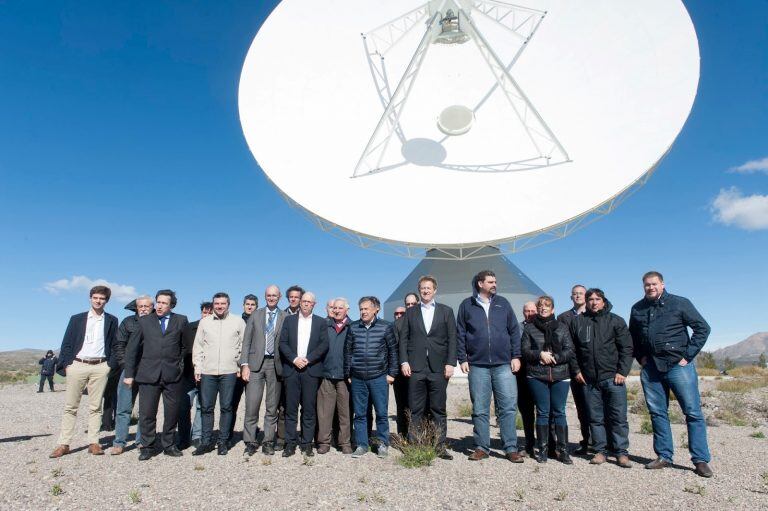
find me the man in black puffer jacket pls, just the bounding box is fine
[38,350,58,392]
[344,296,398,459]
[570,288,633,468]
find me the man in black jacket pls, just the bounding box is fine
[38,350,57,392]
[124,289,189,460]
[345,296,398,459]
[279,291,329,457]
[570,289,633,468]
[50,285,118,458]
[176,301,212,451]
[629,271,713,478]
[110,296,154,455]
[399,276,457,460]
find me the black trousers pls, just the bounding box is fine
[227,376,246,441]
[515,369,535,450]
[101,367,121,430]
[570,379,591,445]
[408,370,448,445]
[38,374,54,392]
[139,379,183,451]
[283,371,319,447]
[393,374,410,437]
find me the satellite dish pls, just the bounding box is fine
[239,0,699,259]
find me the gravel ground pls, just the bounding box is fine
[1,379,767,510]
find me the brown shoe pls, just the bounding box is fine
[590,453,606,465]
[616,455,632,468]
[110,446,124,456]
[694,462,713,478]
[88,443,104,455]
[49,445,70,458]
[341,445,353,455]
[645,457,670,470]
[468,448,489,461]
[317,445,330,455]
[505,451,525,463]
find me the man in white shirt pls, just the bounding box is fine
[50,286,118,458]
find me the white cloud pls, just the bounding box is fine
[730,157,768,175]
[44,275,138,303]
[711,187,768,230]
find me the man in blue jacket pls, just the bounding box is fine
[629,271,713,478]
[457,270,524,463]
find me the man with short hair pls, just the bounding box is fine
[279,292,329,457]
[317,298,353,454]
[400,276,457,460]
[391,305,409,438]
[50,286,118,458]
[276,285,304,448]
[325,299,336,318]
[110,295,154,455]
[345,296,398,458]
[192,293,245,456]
[227,294,258,445]
[556,284,591,455]
[516,301,537,457]
[177,302,212,450]
[457,270,524,462]
[124,289,189,460]
[629,271,713,477]
[571,288,633,468]
[241,285,287,456]
[285,285,304,316]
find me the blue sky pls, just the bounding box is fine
[0,1,766,352]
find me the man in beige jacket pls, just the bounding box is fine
[191,292,245,456]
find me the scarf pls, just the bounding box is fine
[334,317,349,334]
[533,314,561,354]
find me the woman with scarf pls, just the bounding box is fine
[521,295,576,464]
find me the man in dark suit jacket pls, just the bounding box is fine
[278,291,329,457]
[124,289,189,460]
[49,285,118,458]
[399,276,457,459]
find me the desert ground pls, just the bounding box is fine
[1,372,767,510]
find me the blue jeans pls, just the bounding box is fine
[641,359,710,464]
[527,377,569,426]
[200,373,237,445]
[586,377,629,455]
[468,364,518,454]
[113,369,141,448]
[351,375,389,448]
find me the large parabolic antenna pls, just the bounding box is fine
[239,0,700,260]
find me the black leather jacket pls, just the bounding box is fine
[521,320,575,383]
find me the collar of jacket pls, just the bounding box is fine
[585,300,613,317]
[645,290,668,307]
[471,293,494,306]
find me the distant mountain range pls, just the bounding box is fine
[712,332,768,362]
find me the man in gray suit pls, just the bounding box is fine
[241,285,286,456]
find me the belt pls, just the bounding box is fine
[264,355,275,359]
[75,357,107,364]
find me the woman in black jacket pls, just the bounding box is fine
[521,296,576,464]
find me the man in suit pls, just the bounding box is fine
[279,291,329,457]
[241,285,287,456]
[400,276,457,460]
[50,285,118,458]
[124,289,189,460]
[176,301,212,451]
[227,294,258,446]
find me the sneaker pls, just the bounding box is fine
[376,446,388,458]
[351,446,367,458]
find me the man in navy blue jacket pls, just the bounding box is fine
[629,271,713,478]
[50,285,118,458]
[457,270,524,463]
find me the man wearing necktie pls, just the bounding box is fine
[241,285,288,456]
[124,289,189,460]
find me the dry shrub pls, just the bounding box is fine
[391,412,439,469]
[730,366,768,378]
[455,401,472,418]
[714,397,748,426]
[716,378,768,393]
[696,367,720,377]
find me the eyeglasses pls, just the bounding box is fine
[394,312,405,317]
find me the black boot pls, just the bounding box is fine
[547,423,557,459]
[555,425,572,465]
[535,424,549,463]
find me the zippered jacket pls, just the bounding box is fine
[344,318,398,380]
[457,294,521,366]
[569,301,633,383]
[521,320,575,382]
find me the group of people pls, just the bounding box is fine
[46,269,714,477]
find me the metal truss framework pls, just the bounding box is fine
[282,160,661,260]
[353,0,569,178]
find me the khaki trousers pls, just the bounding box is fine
[316,378,351,449]
[57,361,111,445]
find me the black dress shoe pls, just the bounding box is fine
[191,439,201,449]
[275,440,285,451]
[262,443,275,456]
[574,444,590,456]
[163,446,183,457]
[645,457,671,470]
[217,443,229,456]
[438,451,454,460]
[303,446,314,457]
[244,443,258,456]
[282,445,296,457]
[192,443,213,456]
[138,449,154,461]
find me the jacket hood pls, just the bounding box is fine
[124,300,137,313]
